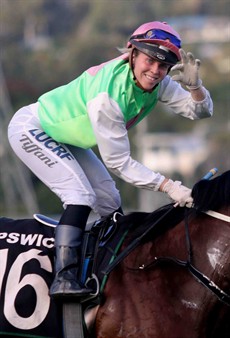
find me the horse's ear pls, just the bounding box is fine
[192,179,213,211]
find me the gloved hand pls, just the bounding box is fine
[171,49,202,90]
[161,179,193,208]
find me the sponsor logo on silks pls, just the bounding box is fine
[19,129,74,168]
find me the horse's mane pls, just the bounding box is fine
[192,170,230,211]
[118,204,185,243]
[118,170,230,243]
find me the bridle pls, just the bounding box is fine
[204,209,230,222]
[135,208,230,306]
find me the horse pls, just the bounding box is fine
[93,170,230,338]
[1,171,229,338]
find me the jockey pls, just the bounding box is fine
[8,21,213,299]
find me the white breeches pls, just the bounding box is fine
[8,103,121,216]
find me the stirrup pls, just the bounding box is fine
[81,274,100,303]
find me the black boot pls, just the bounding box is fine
[50,224,93,299]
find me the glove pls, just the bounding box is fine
[161,179,193,208]
[171,49,202,90]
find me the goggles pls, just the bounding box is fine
[130,29,181,48]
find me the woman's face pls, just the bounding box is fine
[132,51,170,91]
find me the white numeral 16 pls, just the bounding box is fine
[0,248,52,330]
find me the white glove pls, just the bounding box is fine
[161,179,193,208]
[171,49,202,90]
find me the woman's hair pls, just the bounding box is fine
[117,47,130,54]
[117,47,139,56]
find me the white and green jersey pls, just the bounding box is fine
[34,54,212,192]
[38,54,159,149]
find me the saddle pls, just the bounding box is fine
[77,211,129,302]
[34,212,127,294]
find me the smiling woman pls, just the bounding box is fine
[8,20,213,300]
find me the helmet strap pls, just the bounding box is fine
[129,46,137,81]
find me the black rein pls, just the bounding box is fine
[136,209,230,307]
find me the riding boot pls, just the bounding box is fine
[49,224,93,298]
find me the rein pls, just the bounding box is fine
[103,205,175,276]
[133,209,230,307]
